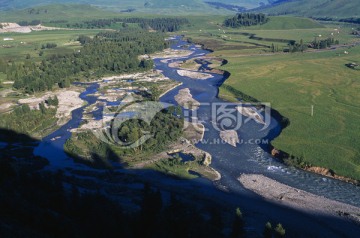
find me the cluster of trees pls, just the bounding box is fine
[263,222,286,238]
[117,106,183,153]
[46,96,59,106]
[27,8,48,15]
[69,17,189,32]
[287,39,307,53]
[310,37,339,49]
[49,19,68,24]
[224,13,269,28]
[0,103,56,135]
[65,106,184,164]
[9,29,167,93]
[17,20,41,26]
[41,42,57,49]
[313,17,360,25]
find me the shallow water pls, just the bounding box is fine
[158,36,360,207]
[34,36,360,208]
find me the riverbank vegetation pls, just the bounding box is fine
[0,104,57,137]
[64,107,184,167]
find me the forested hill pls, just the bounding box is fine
[255,0,360,18]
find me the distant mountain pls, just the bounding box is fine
[0,0,231,14]
[0,0,278,14]
[205,0,270,9]
[256,0,360,18]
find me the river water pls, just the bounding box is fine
[34,36,360,208]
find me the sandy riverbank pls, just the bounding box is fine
[174,88,200,111]
[236,105,265,124]
[220,130,240,147]
[239,174,360,224]
[177,69,213,80]
[18,89,84,126]
[158,82,183,99]
[0,23,64,33]
[149,48,193,59]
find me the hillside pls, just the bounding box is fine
[247,16,325,30]
[0,0,231,14]
[256,0,360,18]
[0,4,120,22]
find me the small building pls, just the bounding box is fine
[3,37,14,41]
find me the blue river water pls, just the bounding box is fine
[34,36,360,208]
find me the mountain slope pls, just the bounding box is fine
[256,0,360,18]
[0,0,231,14]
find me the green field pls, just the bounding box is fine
[215,36,360,180]
[247,16,325,30]
[180,15,360,180]
[259,0,360,18]
[0,29,101,61]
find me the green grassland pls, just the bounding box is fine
[258,0,360,18]
[0,4,120,23]
[184,16,355,55]
[0,1,230,15]
[0,29,101,61]
[214,36,360,180]
[246,16,324,30]
[181,15,360,180]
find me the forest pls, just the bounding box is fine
[224,13,269,28]
[66,17,189,32]
[9,30,168,93]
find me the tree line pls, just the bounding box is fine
[9,29,168,93]
[312,17,360,25]
[18,20,41,26]
[309,37,339,49]
[69,17,189,32]
[224,13,269,28]
[271,37,339,53]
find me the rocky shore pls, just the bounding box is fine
[239,174,360,224]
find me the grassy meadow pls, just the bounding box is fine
[0,29,101,61]
[194,19,360,180]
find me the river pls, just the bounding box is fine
[34,36,360,209]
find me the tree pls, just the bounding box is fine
[274,223,285,238]
[263,222,272,238]
[231,207,245,238]
[39,102,46,114]
[271,43,275,53]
